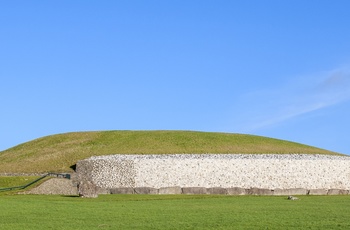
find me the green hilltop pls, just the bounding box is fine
[0,130,342,173]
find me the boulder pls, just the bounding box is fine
[134,187,158,194]
[97,187,110,194]
[78,181,98,198]
[227,187,247,195]
[248,187,273,195]
[273,188,308,196]
[182,187,207,194]
[207,187,227,195]
[327,189,349,195]
[308,189,328,195]
[110,187,134,194]
[158,187,182,194]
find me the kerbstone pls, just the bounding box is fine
[110,187,134,194]
[227,187,247,195]
[97,187,110,194]
[308,189,328,195]
[248,187,274,195]
[158,187,182,194]
[182,187,207,194]
[134,187,159,194]
[78,181,98,198]
[327,189,349,195]
[207,187,227,195]
[273,188,308,195]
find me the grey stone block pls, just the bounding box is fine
[78,181,98,198]
[110,187,134,194]
[182,187,207,194]
[207,187,227,195]
[308,189,328,195]
[248,187,274,195]
[134,187,159,194]
[327,189,349,195]
[227,187,247,195]
[273,188,308,196]
[158,187,182,194]
[96,187,110,194]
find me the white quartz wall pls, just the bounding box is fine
[77,154,350,190]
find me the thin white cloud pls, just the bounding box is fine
[236,67,350,133]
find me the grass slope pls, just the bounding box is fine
[0,130,341,173]
[0,176,41,188]
[0,176,50,195]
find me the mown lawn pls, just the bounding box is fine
[0,194,349,229]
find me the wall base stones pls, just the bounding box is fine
[273,188,308,196]
[227,187,247,195]
[134,187,159,194]
[78,181,98,198]
[182,187,207,194]
[248,187,274,195]
[159,186,182,194]
[207,187,227,195]
[308,189,328,195]
[86,187,350,196]
[76,154,350,197]
[327,189,349,195]
[110,187,134,194]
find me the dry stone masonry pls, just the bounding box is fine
[76,154,350,196]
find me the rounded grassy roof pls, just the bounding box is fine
[0,130,341,173]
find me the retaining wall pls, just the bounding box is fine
[76,154,350,196]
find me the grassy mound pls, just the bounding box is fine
[0,130,341,173]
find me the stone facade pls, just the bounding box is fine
[76,154,350,196]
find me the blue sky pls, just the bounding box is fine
[1,1,350,155]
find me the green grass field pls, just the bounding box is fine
[0,130,341,173]
[0,194,349,229]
